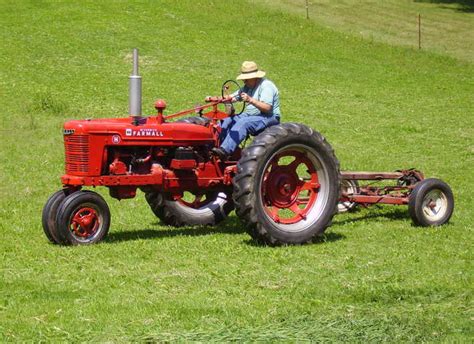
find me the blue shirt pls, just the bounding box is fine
[235,78,280,117]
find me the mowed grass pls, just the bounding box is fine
[0,0,473,341]
[254,0,474,62]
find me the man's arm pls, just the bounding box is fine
[240,92,272,113]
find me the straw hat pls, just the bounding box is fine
[236,61,266,80]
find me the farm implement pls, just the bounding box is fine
[42,50,454,245]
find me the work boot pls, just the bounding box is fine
[211,147,229,161]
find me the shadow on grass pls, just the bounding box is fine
[332,207,410,226]
[106,217,346,246]
[243,231,345,247]
[105,207,415,245]
[414,0,474,12]
[106,217,247,244]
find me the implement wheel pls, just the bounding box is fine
[408,178,454,226]
[55,191,110,245]
[338,179,359,213]
[233,123,340,245]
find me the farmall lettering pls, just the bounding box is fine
[125,128,164,137]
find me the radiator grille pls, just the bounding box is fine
[64,135,89,173]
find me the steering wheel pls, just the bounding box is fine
[221,79,245,116]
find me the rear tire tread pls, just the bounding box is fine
[233,122,341,245]
[145,191,234,227]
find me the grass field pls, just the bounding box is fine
[255,0,474,62]
[1,0,473,341]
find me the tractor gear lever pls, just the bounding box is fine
[154,99,167,124]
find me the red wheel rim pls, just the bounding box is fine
[261,149,320,224]
[69,207,100,239]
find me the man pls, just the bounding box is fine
[211,61,280,160]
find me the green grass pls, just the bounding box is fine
[254,0,474,62]
[1,0,473,341]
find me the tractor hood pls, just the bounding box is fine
[63,116,214,145]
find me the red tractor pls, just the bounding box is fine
[42,50,454,246]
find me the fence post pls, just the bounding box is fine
[306,0,309,19]
[418,14,421,50]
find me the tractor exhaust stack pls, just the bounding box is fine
[129,48,142,117]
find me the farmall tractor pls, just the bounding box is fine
[42,50,454,246]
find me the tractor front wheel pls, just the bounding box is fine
[42,189,69,244]
[55,190,110,245]
[233,123,341,245]
[145,191,233,227]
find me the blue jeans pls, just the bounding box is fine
[219,113,280,154]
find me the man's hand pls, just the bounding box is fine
[240,92,252,104]
[240,92,272,113]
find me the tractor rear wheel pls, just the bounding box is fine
[145,191,233,227]
[233,123,341,245]
[408,178,454,226]
[42,189,68,244]
[55,190,110,245]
